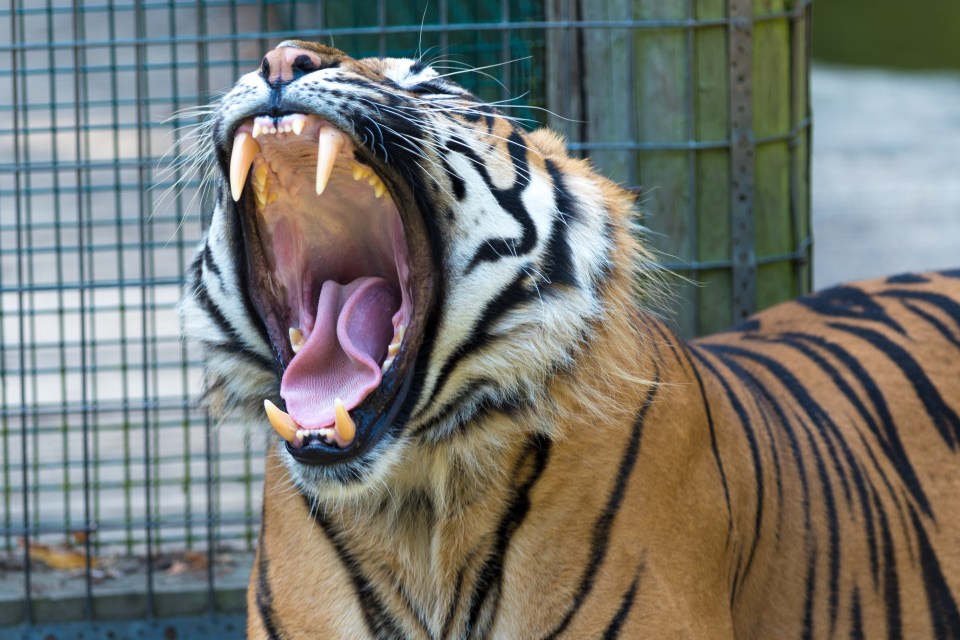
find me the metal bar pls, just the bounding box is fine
[439,0,448,56]
[500,0,510,103]
[727,0,756,320]
[133,0,157,617]
[70,0,97,618]
[0,3,816,52]
[653,235,812,272]
[377,0,386,56]
[686,0,699,328]
[192,0,219,611]
[10,0,33,623]
[564,117,811,151]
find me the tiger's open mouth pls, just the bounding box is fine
[228,113,427,465]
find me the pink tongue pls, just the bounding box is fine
[280,277,399,429]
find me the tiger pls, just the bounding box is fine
[179,41,960,638]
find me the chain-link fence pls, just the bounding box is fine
[0,0,810,636]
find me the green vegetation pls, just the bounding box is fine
[813,0,960,69]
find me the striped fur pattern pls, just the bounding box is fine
[179,43,960,638]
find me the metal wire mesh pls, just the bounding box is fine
[0,0,810,635]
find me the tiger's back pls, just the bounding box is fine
[691,270,960,637]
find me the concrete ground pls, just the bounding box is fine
[811,64,960,288]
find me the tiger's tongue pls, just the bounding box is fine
[280,277,399,429]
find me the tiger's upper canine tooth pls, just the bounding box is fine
[264,399,298,443]
[316,126,346,195]
[333,398,356,445]
[230,132,260,202]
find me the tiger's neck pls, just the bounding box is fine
[250,290,718,636]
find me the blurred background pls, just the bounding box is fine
[810,0,960,288]
[0,0,957,637]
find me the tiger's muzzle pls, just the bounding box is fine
[221,55,436,467]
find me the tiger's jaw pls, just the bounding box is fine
[227,112,433,467]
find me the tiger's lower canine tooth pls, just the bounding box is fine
[316,126,345,195]
[334,398,356,445]
[264,399,298,443]
[230,132,259,202]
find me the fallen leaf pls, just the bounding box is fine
[24,540,98,571]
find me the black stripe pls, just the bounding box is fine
[541,371,660,640]
[255,520,285,640]
[440,559,471,639]
[938,268,960,279]
[687,349,734,537]
[395,287,444,428]
[780,331,932,518]
[225,202,273,352]
[879,289,960,346]
[690,349,765,597]
[771,335,885,580]
[540,159,579,289]
[446,133,538,273]
[407,80,453,95]
[309,499,406,638]
[830,321,960,450]
[909,505,960,638]
[902,300,960,350]
[202,242,222,282]
[799,285,905,335]
[422,270,533,423]
[706,343,865,631]
[873,490,902,640]
[463,434,552,636]
[440,154,467,201]
[415,381,532,442]
[801,548,817,640]
[192,280,274,371]
[602,565,643,640]
[850,586,864,640]
[885,273,928,284]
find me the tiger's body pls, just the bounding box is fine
[180,42,960,638]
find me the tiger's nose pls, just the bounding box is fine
[260,46,324,84]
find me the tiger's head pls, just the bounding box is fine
[181,42,650,500]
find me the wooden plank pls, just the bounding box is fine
[524,0,809,335]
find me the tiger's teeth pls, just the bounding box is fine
[252,122,262,139]
[289,327,305,354]
[334,398,356,445]
[351,161,372,181]
[291,118,305,136]
[316,126,345,195]
[264,399,298,443]
[230,132,260,202]
[368,174,387,199]
[382,325,406,373]
[253,163,268,208]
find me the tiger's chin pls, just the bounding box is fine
[226,112,435,482]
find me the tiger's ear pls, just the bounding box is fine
[526,129,568,157]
